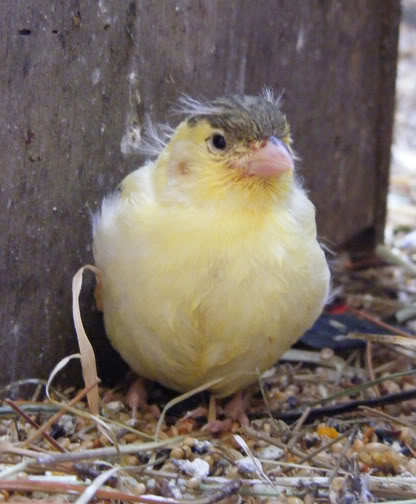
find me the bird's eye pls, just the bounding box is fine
[211,134,227,150]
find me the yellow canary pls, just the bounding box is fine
[93,91,330,399]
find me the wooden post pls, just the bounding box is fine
[0,0,400,385]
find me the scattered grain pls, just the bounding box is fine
[170,447,184,459]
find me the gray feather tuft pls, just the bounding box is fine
[136,90,288,159]
[135,115,176,159]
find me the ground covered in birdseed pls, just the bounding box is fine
[1,248,416,504]
[1,4,416,504]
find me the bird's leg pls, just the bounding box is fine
[207,394,217,424]
[126,377,160,420]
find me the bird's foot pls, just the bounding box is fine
[202,391,251,433]
[203,417,233,433]
[184,406,209,419]
[126,377,160,420]
[223,390,251,426]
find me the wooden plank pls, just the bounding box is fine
[0,0,400,385]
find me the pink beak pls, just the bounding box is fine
[233,137,294,178]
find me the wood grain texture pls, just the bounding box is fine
[0,0,400,385]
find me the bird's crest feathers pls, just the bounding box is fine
[135,117,176,158]
[136,89,286,159]
[174,88,283,118]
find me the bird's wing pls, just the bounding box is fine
[290,185,318,239]
[92,161,155,241]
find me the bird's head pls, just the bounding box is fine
[148,91,296,211]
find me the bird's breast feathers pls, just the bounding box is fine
[93,164,329,396]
